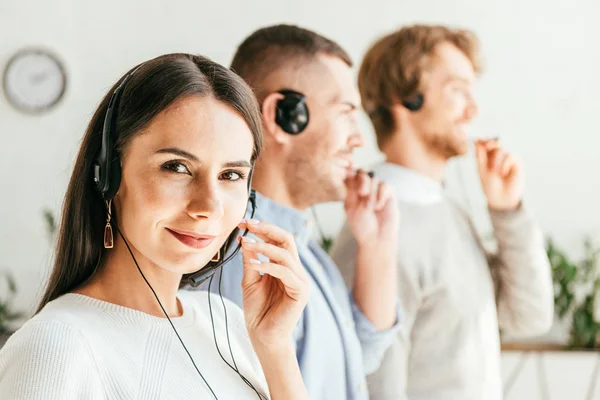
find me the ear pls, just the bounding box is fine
[389,103,408,128]
[261,92,292,145]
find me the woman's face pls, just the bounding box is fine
[115,95,254,274]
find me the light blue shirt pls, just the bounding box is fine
[191,192,401,400]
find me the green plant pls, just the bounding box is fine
[547,237,600,349]
[320,236,333,253]
[43,208,57,239]
[0,208,57,336]
[0,271,24,334]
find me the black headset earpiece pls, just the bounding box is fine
[92,70,138,201]
[275,89,309,135]
[402,92,425,112]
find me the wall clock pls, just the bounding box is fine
[3,48,67,113]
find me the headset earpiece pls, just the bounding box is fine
[92,69,138,201]
[275,89,309,135]
[402,92,424,112]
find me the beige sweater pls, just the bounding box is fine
[330,162,554,400]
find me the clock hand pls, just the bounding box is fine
[30,71,50,84]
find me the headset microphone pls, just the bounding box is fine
[187,189,257,287]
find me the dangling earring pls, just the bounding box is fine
[211,249,221,262]
[211,237,230,262]
[104,199,114,249]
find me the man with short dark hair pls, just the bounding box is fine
[196,24,401,400]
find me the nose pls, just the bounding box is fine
[464,92,479,121]
[187,181,225,222]
[348,124,364,149]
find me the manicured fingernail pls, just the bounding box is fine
[242,236,256,243]
[239,219,247,224]
[249,258,261,264]
[247,219,260,225]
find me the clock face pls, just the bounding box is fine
[3,48,67,113]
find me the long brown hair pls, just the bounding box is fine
[38,53,263,312]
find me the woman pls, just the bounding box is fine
[0,53,310,399]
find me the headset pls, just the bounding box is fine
[273,88,423,132]
[187,185,256,287]
[92,66,264,399]
[368,92,425,117]
[275,89,310,134]
[402,92,424,112]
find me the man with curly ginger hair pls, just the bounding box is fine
[331,24,554,400]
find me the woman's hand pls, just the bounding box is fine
[238,219,310,349]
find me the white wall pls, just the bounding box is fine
[1,0,599,326]
[501,351,600,400]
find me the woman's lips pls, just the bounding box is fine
[166,228,217,249]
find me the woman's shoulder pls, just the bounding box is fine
[11,293,111,336]
[1,294,99,360]
[0,296,104,398]
[0,293,126,368]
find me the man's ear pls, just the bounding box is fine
[389,103,410,129]
[262,92,292,145]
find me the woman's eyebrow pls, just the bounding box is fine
[156,147,199,162]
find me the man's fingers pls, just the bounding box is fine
[375,182,392,210]
[358,170,370,197]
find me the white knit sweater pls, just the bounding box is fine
[331,162,554,400]
[0,291,270,399]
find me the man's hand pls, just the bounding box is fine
[475,139,524,211]
[344,169,399,245]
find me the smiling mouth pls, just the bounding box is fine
[166,228,217,250]
[334,157,353,169]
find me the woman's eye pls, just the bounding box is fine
[161,161,191,175]
[220,170,245,182]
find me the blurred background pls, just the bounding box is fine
[1,0,599,398]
